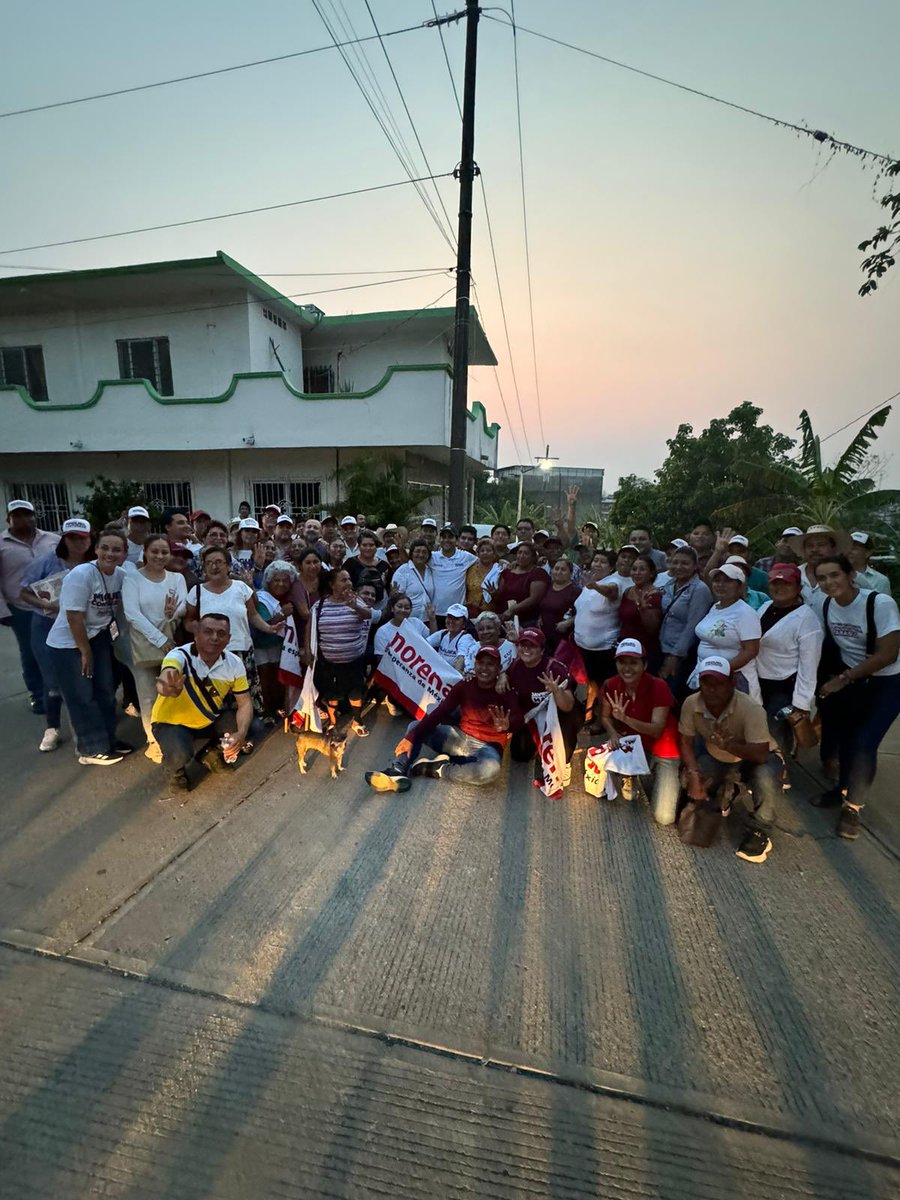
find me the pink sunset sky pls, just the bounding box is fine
[2,0,898,488]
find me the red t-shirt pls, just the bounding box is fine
[415,678,524,747]
[618,590,662,658]
[506,655,574,712]
[600,672,679,758]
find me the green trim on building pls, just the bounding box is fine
[317,305,498,366]
[0,364,499,438]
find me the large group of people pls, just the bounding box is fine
[2,492,898,860]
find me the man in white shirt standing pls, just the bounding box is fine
[847,531,892,595]
[340,515,361,557]
[125,505,152,564]
[430,524,477,627]
[0,499,60,711]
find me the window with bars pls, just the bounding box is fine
[251,480,321,522]
[302,364,335,394]
[9,482,70,529]
[116,337,174,396]
[142,481,194,511]
[1,345,48,401]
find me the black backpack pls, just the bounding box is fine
[817,591,877,686]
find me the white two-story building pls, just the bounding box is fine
[0,251,499,525]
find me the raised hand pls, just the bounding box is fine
[566,485,579,504]
[156,666,184,697]
[609,695,628,724]
[488,704,510,732]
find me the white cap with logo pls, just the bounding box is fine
[421,517,438,529]
[62,517,91,534]
[446,602,468,618]
[276,514,293,525]
[340,515,357,527]
[7,499,34,513]
[128,505,150,519]
[727,534,749,548]
[615,638,645,658]
[712,563,746,583]
[698,655,732,678]
[238,517,260,530]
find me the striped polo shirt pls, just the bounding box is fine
[151,643,249,730]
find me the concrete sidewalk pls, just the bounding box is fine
[1,632,899,1197]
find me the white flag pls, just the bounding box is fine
[526,694,567,797]
[372,619,462,719]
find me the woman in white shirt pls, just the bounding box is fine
[185,546,284,714]
[122,534,188,762]
[46,529,133,767]
[690,564,762,701]
[462,610,516,675]
[369,592,435,717]
[573,550,622,731]
[814,554,900,839]
[390,539,436,621]
[755,563,823,757]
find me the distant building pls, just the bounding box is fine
[494,465,605,521]
[0,251,499,524]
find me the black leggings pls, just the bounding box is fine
[578,646,616,687]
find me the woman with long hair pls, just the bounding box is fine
[20,518,96,753]
[308,568,372,734]
[489,542,549,625]
[618,554,663,671]
[390,538,436,621]
[658,546,712,700]
[46,528,133,766]
[289,547,323,662]
[537,556,580,655]
[122,534,188,761]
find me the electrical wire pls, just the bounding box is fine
[819,390,900,444]
[0,21,432,120]
[4,271,454,339]
[311,0,456,254]
[0,174,452,256]
[483,10,896,167]
[508,1,546,450]
[363,0,457,248]
[430,0,463,120]
[342,284,457,355]
[477,177,532,460]
[0,262,451,276]
[472,282,525,464]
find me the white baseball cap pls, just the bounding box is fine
[340,515,357,527]
[238,517,260,530]
[7,499,34,513]
[781,526,803,537]
[276,514,293,525]
[712,563,746,583]
[850,531,871,546]
[727,534,749,548]
[446,603,468,618]
[421,518,438,528]
[698,655,732,678]
[264,503,282,513]
[128,505,150,519]
[385,544,400,554]
[62,517,91,534]
[536,529,550,537]
[615,638,645,658]
[666,537,690,549]
[384,522,398,531]
[724,555,751,572]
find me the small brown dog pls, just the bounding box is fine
[295,729,348,778]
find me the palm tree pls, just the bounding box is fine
[718,406,900,541]
[332,455,439,528]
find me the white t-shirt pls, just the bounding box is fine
[122,570,188,650]
[390,561,436,621]
[47,563,125,649]
[430,548,477,615]
[193,579,254,652]
[463,637,516,674]
[820,589,900,677]
[756,601,824,710]
[573,579,621,650]
[695,599,762,700]
[428,627,478,664]
[373,615,428,656]
[126,538,145,564]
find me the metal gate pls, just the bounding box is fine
[251,480,321,521]
[9,481,71,529]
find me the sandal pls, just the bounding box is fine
[351,720,370,738]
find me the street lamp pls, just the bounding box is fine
[517,445,559,519]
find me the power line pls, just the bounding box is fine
[470,280,524,463]
[477,177,532,460]
[0,21,432,120]
[483,11,896,167]
[5,271,454,339]
[508,2,546,448]
[820,390,900,444]
[431,0,463,120]
[0,174,452,256]
[311,0,456,254]
[363,0,458,248]
[343,283,457,356]
[0,262,451,276]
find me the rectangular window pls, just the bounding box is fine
[302,364,335,394]
[117,337,174,396]
[9,482,70,528]
[142,481,194,511]
[0,345,48,401]
[251,479,321,522]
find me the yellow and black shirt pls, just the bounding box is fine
[150,643,249,730]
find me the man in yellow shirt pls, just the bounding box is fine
[151,613,253,791]
[679,655,781,864]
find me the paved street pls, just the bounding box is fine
[1,636,899,1198]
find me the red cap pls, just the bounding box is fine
[475,646,501,661]
[189,509,210,522]
[768,562,801,585]
[168,542,194,560]
[518,628,546,648]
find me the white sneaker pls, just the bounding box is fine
[78,752,125,766]
[39,728,61,752]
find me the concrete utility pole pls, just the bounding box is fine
[447,0,480,527]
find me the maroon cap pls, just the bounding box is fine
[474,646,501,661]
[518,628,546,649]
[769,562,801,585]
[189,509,210,522]
[168,542,194,561]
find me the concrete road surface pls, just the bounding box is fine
[1,634,898,1198]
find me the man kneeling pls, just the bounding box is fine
[679,655,781,863]
[366,645,522,791]
[151,613,253,791]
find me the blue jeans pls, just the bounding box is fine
[30,615,63,730]
[152,710,238,781]
[819,674,900,807]
[646,756,681,826]
[412,723,503,785]
[49,629,118,756]
[8,605,42,700]
[696,750,780,832]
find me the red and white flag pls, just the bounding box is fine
[372,619,462,719]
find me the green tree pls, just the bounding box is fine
[859,160,900,297]
[608,403,795,538]
[333,456,438,528]
[76,476,162,529]
[722,406,900,538]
